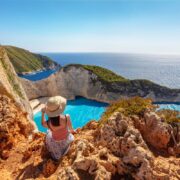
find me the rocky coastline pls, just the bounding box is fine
[21,64,180,104]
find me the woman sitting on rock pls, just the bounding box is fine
[41,96,75,161]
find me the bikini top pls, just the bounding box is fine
[47,115,69,141]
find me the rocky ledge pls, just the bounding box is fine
[0,96,180,180]
[21,64,180,103]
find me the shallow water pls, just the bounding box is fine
[33,97,180,133]
[158,103,180,111]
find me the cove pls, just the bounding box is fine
[33,97,108,133]
[19,69,57,81]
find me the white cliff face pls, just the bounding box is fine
[21,66,114,103]
[21,65,180,103]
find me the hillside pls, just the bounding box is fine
[4,46,59,74]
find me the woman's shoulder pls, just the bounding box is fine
[64,114,71,122]
[59,114,70,121]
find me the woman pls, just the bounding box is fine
[41,96,75,161]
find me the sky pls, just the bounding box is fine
[0,0,180,54]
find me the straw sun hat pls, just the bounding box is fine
[44,96,67,117]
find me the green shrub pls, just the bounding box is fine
[99,97,155,125]
[157,109,180,123]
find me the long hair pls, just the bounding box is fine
[48,116,60,126]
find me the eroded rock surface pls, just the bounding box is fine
[0,95,35,160]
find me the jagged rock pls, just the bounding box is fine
[134,111,171,150]
[57,167,80,180]
[0,95,35,160]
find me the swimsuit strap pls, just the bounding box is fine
[65,114,69,131]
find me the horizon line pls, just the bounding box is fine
[3,44,180,56]
[37,51,180,56]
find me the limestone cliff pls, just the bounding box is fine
[0,97,179,179]
[0,47,33,118]
[21,64,180,103]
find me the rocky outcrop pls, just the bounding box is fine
[1,101,179,179]
[0,47,33,118]
[21,64,180,103]
[0,95,35,160]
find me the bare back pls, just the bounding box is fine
[48,114,69,141]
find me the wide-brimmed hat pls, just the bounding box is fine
[45,96,67,117]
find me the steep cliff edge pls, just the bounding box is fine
[0,47,33,118]
[4,46,60,74]
[0,97,179,179]
[21,64,180,103]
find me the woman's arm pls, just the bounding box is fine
[66,115,76,134]
[41,109,48,128]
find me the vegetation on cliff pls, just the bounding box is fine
[101,97,180,125]
[100,97,155,125]
[64,64,170,88]
[4,46,59,74]
[0,47,24,98]
[157,109,180,123]
[83,65,127,82]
